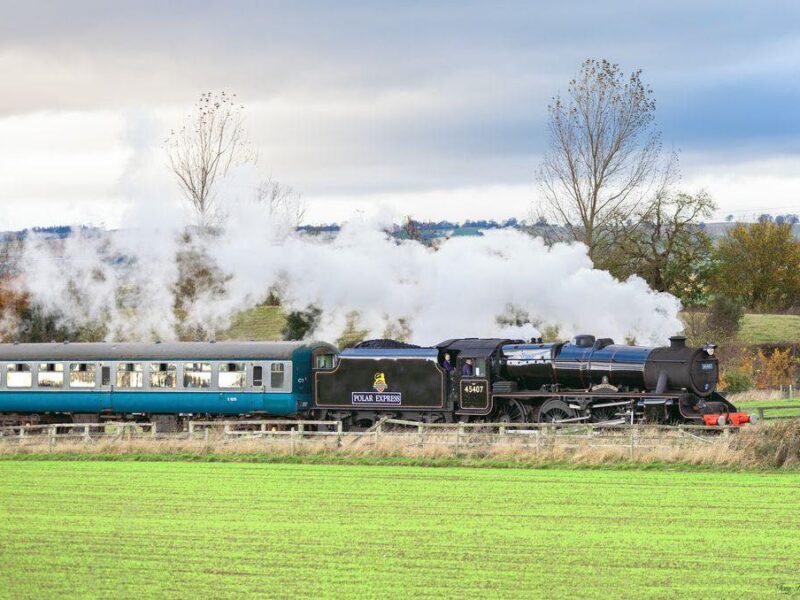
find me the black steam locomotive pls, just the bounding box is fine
[314,335,749,427]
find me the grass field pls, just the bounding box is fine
[221,305,285,341]
[734,397,800,419]
[738,313,800,344]
[1,462,799,598]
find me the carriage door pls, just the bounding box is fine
[250,363,266,413]
[459,357,490,412]
[99,364,113,412]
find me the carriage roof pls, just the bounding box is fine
[0,341,332,361]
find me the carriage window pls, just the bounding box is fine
[183,362,211,388]
[150,363,177,388]
[253,365,263,387]
[219,363,245,389]
[316,354,336,369]
[37,363,64,388]
[7,363,32,388]
[117,363,143,388]
[69,363,96,388]
[270,363,285,389]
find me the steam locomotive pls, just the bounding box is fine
[0,335,748,430]
[314,335,750,427]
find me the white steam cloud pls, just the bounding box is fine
[16,193,683,346]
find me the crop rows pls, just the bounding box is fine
[1,462,799,598]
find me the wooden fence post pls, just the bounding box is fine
[418,423,424,449]
[336,421,343,447]
[629,427,635,459]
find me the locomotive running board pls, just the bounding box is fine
[492,391,683,400]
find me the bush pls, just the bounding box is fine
[720,368,752,394]
[282,305,321,340]
[705,296,744,340]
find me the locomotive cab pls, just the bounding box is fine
[436,338,521,415]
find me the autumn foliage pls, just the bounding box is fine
[713,221,800,312]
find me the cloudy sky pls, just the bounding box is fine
[1,1,799,229]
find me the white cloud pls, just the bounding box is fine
[683,155,800,220]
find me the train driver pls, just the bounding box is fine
[461,358,474,377]
[442,353,454,375]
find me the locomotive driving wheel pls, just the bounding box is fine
[537,399,576,423]
[494,399,529,423]
[590,405,619,423]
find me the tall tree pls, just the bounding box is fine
[538,59,664,261]
[712,221,800,311]
[165,91,255,228]
[608,189,716,304]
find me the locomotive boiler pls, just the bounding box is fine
[500,335,719,397]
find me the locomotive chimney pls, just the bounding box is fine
[669,335,687,349]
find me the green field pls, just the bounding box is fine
[738,313,800,344]
[734,397,800,419]
[221,305,285,341]
[1,462,799,598]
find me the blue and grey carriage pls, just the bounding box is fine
[0,341,337,430]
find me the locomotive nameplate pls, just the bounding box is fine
[352,392,402,405]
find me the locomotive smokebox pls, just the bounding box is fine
[644,336,719,397]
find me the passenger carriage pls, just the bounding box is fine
[0,341,338,430]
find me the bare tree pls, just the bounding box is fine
[256,176,308,230]
[538,59,663,261]
[165,91,255,228]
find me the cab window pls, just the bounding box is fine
[316,354,336,369]
[474,359,487,377]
